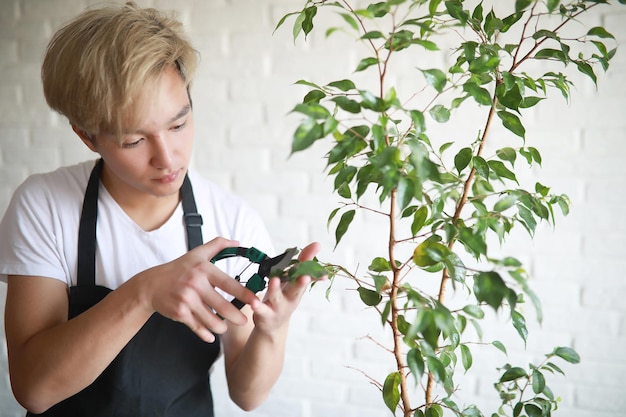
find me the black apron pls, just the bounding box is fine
[28,159,220,417]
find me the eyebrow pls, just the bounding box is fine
[124,104,191,136]
[169,104,192,124]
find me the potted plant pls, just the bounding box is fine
[276,1,623,416]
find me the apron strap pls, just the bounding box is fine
[76,160,203,286]
[76,159,103,286]
[181,174,204,250]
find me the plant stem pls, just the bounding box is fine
[389,189,413,417]
[425,86,501,404]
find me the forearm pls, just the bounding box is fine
[6,276,153,413]
[224,322,290,411]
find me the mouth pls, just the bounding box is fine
[155,169,182,184]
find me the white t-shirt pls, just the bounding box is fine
[0,160,274,292]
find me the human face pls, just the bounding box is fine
[81,66,194,206]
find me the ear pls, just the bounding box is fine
[71,125,99,153]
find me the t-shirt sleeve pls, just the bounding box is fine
[0,175,69,284]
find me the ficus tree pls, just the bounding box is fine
[276,1,622,416]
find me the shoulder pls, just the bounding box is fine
[14,160,96,206]
[186,169,270,243]
[187,170,256,215]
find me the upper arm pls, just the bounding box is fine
[4,275,69,360]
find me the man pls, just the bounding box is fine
[0,2,319,416]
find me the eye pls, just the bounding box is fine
[171,120,187,132]
[122,138,144,149]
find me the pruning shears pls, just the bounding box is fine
[210,246,299,310]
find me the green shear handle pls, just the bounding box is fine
[210,246,299,310]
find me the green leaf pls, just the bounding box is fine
[553,346,581,364]
[461,405,481,417]
[492,340,507,354]
[331,96,361,113]
[426,356,447,383]
[397,176,416,211]
[587,26,615,39]
[512,310,528,344]
[367,2,390,17]
[301,6,317,37]
[518,205,537,234]
[285,260,328,280]
[488,160,518,183]
[274,11,299,35]
[358,286,382,306]
[414,239,450,267]
[303,89,326,104]
[463,82,493,105]
[532,369,546,394]
[484,11,503,39]
[335,209,355,248]
[355,57,379,72]
[473,156,489,178]
[534,48,568,63]
[292,118,324,153]
[500,366,527,382]
[496,147,517,166]
[454,147,473,174]
[411,206,428,235]
[524,404,542,417]
[429,105,451,122]
[460,344,473,372]
[369,257,391,272]
[429,0,443,16]
[468,54,500,73]
[444,251,466,283]
[547,0,560,12]
[474,271,507,310]
[383,372,401,413]
[407,348,425,382]
[339,12,359,31]
[361,30,385,40]
[497,111,526,139]
[462,304,484,319]
[410,110,426,134]
[576,60,598,85]
[426,404,444,417]
[292,103,330,119]
[494,193,518,212]
[337,182,351,198]
[520,96,544,108]
[421,68,447,93]
[360,90,388,111]
[328,79,356,91]
[459,227,487,256]
[501,12,524,33]
[445,0,470,25]
[515,0,532,12]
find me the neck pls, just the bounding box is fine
[100,167,181,232]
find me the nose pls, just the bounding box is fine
[150,135,173,169]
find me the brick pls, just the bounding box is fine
[22,0,85,20]
[0,3,625,417]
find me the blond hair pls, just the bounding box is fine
[42,2,197,137]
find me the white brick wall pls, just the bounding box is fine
[1,1,625,416]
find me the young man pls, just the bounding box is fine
[0,3,319,416]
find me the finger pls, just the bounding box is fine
[212,273,260,310]
[298,242,321,262]
[191,237,240,260]
[196,262,260,314]
[172,302,221,343]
